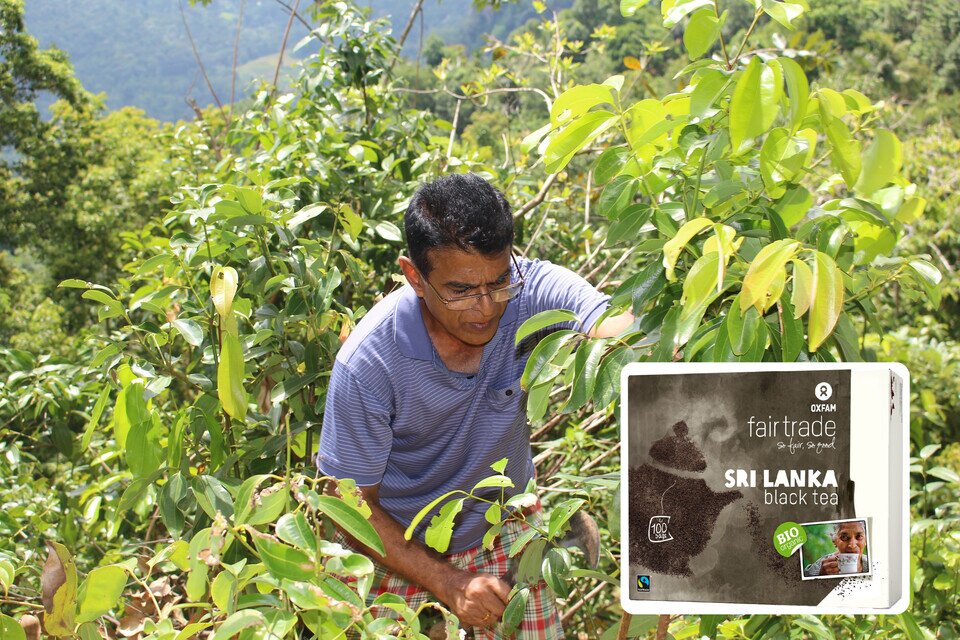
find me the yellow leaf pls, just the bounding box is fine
[210,266,238,317]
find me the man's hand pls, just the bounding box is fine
[820,553,840,575]
[439,571,512,629]
[330,482,513,629]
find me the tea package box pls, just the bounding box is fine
[620,363,909,614]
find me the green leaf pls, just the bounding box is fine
[287,204,327,229]
[821,108,862,188]
[779,57,809,132]
[76,566,126,623]
[237,188,263,215]
[281,580,333,610]
[485,504,502,526]
[774,186,812,228]
[663,217,713,281]
[690,70,731,118]
[520,330,577,390]
[211,610,267,640]
[919,444,941,460]
[807,251,845,351]
[593,346,634,407]
[542,547,571,598]
[90,344,120,368]
[276,512,319,553]
[515,310,580,345]
[760,0,805,28]
[217,331,247,421]
[501,587,530,637]
[472,474,514,491]
[897,613,930,640]
[526,379,554,423]
[81,386,111,451]
[606,204,651,246]
[252,535,316,582]
[59,278,91,289]
[0,560,14,596]
[547,499,586,539]
[611,261,666,315]
[374,221,402,243]
[684,9,722,60]
[270,372,325,404]
[544,110,617,173]
[172,319,204,347]
[312,496,385,556]
[780,295,803,361]
[0,615,26,640]
[127,413,162,479]
[551,84,616,125]
[517,538,547,584]
[192,475,234,519]
[563,338,609,412]
[592,146,631,185]
[620,0,653,17]
[730,57,782,153]
[907,259,942,308]
[928,466,960,483]
[598,175,639,219]
[491,457,508,474]
[740,240,801,312]
[246,482,288,526]
[726,296,763,356]
[82,289,124,320]
[895,196,926,224]
[233,474,268,525]
[760,128,807,198]
[508,528,540,558]
[424,498,465,553]
[855,129,901,196]
[186,529,211,601]
[661,0,714,27]
[210,571,237,613]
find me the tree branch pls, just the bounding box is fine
[228,0,246,123]
[177,0,226,117]
[513,173,558,220]
[271,0,302,95]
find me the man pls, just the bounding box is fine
[318,173,631,637]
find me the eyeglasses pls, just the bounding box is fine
[420,254,525,311]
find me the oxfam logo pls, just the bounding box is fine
[815,382,833,401]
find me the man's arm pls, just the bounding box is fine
[330,483,511,629]
[588,311,634,338]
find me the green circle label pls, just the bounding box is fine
[773,521,807,557]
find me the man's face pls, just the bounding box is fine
[833,522,866,554]
[401,247,513,348]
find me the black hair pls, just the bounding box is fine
[404,173,514,275]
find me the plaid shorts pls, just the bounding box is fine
[336,504,564,639]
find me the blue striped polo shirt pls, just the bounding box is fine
[317,257,609,553]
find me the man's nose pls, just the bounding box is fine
[476,289,497,315]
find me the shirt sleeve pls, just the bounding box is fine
[523,258,611,332]
[317,361,394,487]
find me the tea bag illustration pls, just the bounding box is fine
[630,420,742,576]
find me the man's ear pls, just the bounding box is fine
[398,256,425,297]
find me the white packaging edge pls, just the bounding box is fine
[617,362,911,615]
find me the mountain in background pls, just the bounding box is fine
[24,0,558,122]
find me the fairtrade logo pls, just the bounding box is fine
[637,575,651,592]
[815,382,833,401]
